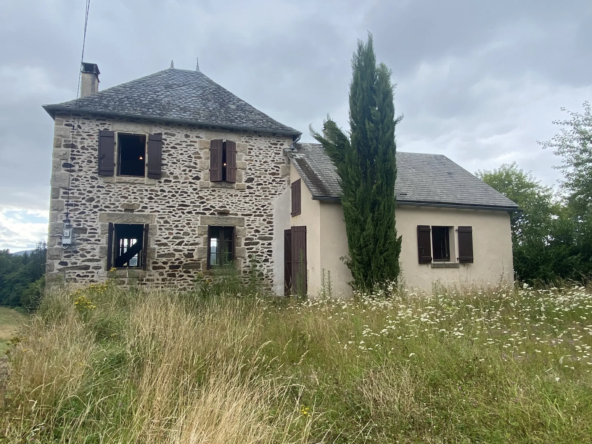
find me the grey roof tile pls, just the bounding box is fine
[289,143,518,210]
[43,68,301,136]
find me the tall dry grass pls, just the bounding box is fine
[1,280,592,442]
[1,285,311,443]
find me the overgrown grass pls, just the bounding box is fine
[0,307,27,355]
[1,281,592,442]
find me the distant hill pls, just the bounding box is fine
[11,250,34,256]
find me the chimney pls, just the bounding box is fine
[80,62,100,98]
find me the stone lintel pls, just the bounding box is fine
[98,212,157,224]
[200,215,245,227]
[112,121,153,134]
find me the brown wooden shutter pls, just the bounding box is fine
[142,224,150,270]
[284,229,292,296]
[209,140,223,182]
[107,222,114,270]
[291,226,307,295]
[458,226,474,263]
[98,131,115,176]
[231,226,236,263]
[417,225,432,264]
[147,134,163,179]
[225,140,237,183]
[291,179,301,216]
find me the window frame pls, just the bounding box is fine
[109,223,149,269]
[209,140,237,184]
[116,132,148,178]
[431,226,451,262]
[207,225,236,269]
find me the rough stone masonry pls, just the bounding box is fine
[46,113,292,289]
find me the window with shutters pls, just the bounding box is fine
[209,140,237,183]
[118,134,146,177]
[97,131,162,179]
[207,226,235,268]
[108,224,149,269]
[431,226,451,261]
[291,179,301,216]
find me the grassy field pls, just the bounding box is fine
[0,307,27,355]
[1,281,592,443]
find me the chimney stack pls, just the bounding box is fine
[80,62,100,98]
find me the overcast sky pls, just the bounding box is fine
[1,0,590,251]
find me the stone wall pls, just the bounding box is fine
[46,113,293,289]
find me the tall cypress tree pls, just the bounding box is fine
[312,35,402,291]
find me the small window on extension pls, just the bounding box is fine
[118,133,146,177]
[431,226,450,261]
[208,226,234,269]
[114,224,144,268]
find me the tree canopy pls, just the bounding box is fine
[540,102,592,215]
[0,242,46,309]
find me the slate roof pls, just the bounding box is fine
[289,143,519,211]
[43,68,301,136]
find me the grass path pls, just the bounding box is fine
[0,307,27,355]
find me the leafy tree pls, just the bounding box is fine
[0,242,46,308]
[476,163,556,244]
[477,164,592,283]
[540,102,592,215]
[312,35,402,291]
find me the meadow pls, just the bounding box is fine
[0,307,27,356]
[1,280,591,443]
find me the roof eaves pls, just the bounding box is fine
[396,200,520,212]
[42,105,302,137]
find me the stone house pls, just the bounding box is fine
[44,63,518,296]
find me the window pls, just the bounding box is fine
[207,226,235,268]
[291,179,301,216]
[118,133,146,177]
[209,140,237,183]
[98,131,162,179]
[107,223,149,269]
[431,226,450,261]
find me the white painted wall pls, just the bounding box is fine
[396,206,514,293]
[319,202,352,298]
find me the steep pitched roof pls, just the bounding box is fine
[43,68,301,136]
[289,143,519,211]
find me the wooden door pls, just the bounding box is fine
[284,229,292,295]
[291,226,307,296]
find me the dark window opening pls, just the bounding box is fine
[114,224,144,268]
[208,226,234,268]
[118,133,146,177]
[432,226,450,261]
